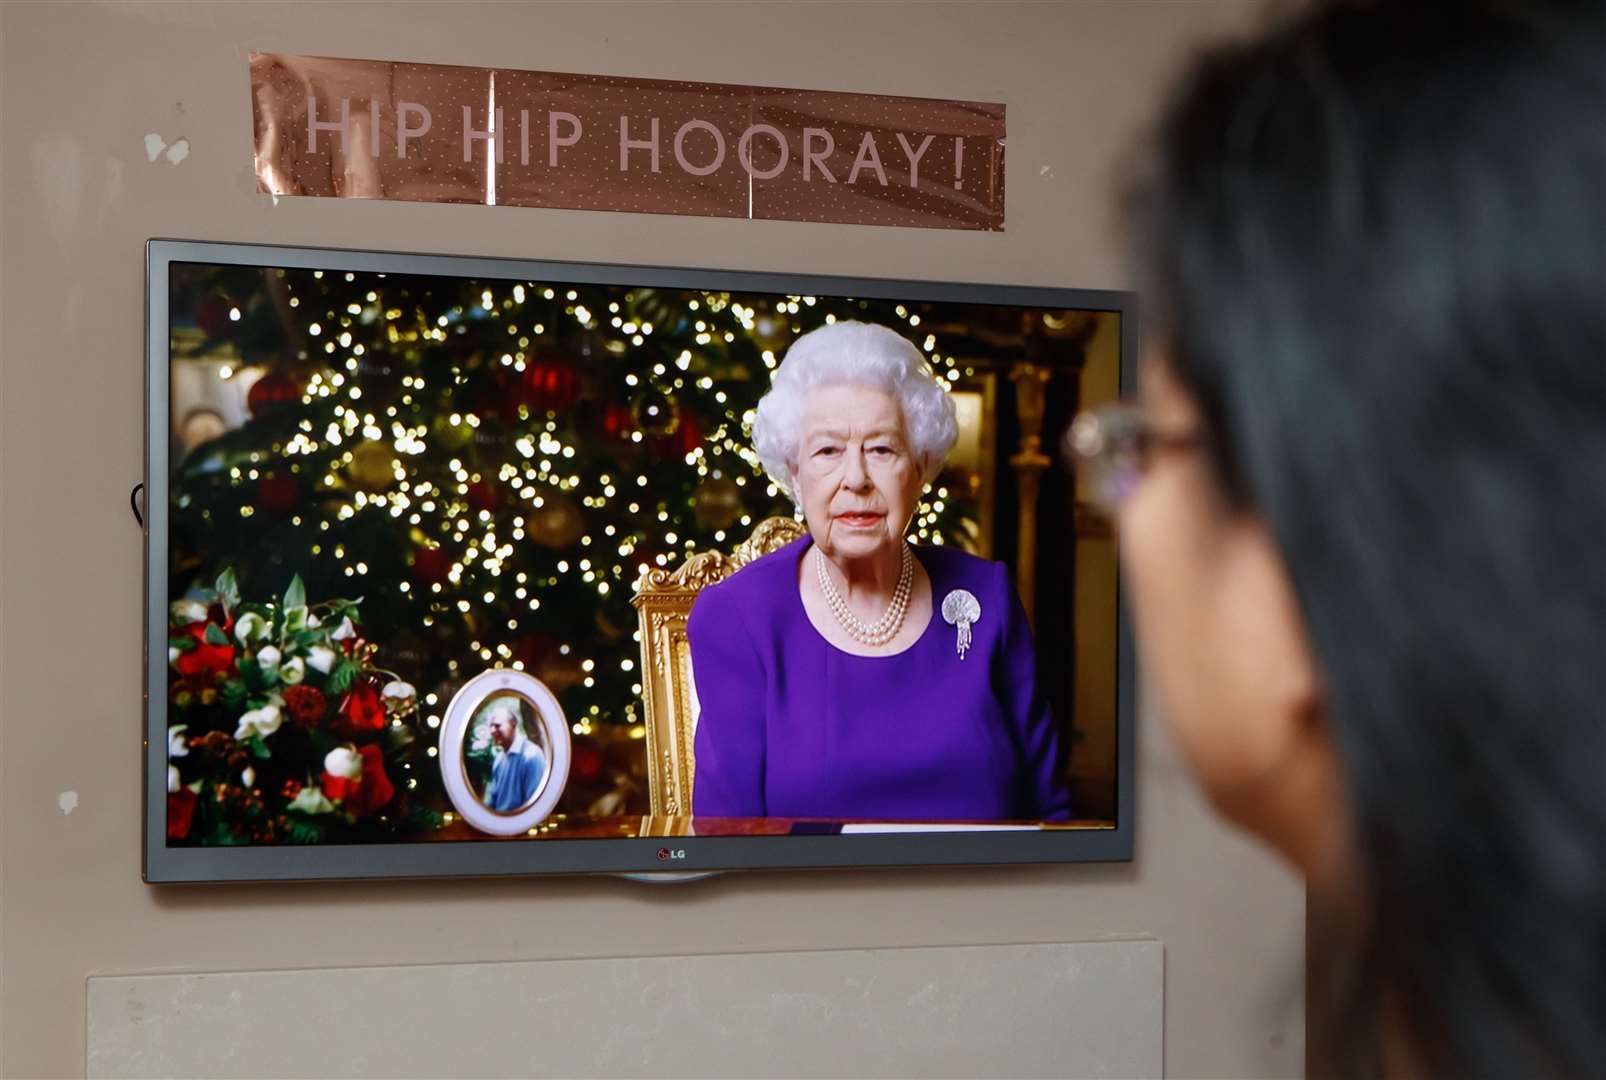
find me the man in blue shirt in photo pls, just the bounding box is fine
[483,703,545,813]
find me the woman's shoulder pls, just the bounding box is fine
[916,543,1010,596]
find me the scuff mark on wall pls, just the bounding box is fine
[58,791,79,816]
[165,138,190,165]
[144,133,166,163]
[31,134,84,252]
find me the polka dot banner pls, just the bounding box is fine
[250,53,1006,231]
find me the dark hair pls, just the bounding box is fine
[1128,1,1605,1075]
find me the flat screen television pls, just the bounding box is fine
[144,239,1136,882]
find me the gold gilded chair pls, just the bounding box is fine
[630,516,807,815]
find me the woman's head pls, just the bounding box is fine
[1120,0,1604,1073]
[753,321,957,560]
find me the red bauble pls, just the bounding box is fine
[513,631,560,671]
[410,546,451,584]
[523,353,580,413]
[256,473,298,516]
[466,478,503,515]
[247,370,302,415]
[677,410,704,455]
[652,409,703,458]
[601,401,634,440]
[572,743,603,783]
[195,294,232,339]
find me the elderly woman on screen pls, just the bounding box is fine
[688,321,1071,822]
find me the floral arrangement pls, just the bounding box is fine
[166,569,436,844]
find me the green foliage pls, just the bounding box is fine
[285,813,327,844]
[282,575,306,613]
[327,659,359,695]
[238,657,268,692]
[215,567,240,614]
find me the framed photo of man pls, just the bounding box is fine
[439,670,571,836]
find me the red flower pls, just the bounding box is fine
[174,619,236,677]
[283,685,327,726]
[321,744,394,817]
[175,641,234,676]
[167,788,198,839]
[336,680,385,734]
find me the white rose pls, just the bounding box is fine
[279,657,306,685]
[306,645,337,674]
[167,725,189,758]
[234,612,269,644]
[168,646,181,666]
[242,766,256,789]
[168,765,181,794]
[170,599,208,625]
[305,613,321,629]
[234,703,283,741]
[287,785,336,814]
[323,745,364,780]
[330,616,356,642]
[256,645,282,672]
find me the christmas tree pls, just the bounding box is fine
[167,263,983,832]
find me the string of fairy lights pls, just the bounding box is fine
[184,268,973,740]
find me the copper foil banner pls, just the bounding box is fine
[250,54,1005,230]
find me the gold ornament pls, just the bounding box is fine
[693,477,744,530]
[346,440,395,492]
[430,413,474,450]
[630,387,679,438]
[527,492,585,549]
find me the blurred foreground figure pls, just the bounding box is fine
[1085,1,1605,1075]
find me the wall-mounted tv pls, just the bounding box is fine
[144,239,1136,882]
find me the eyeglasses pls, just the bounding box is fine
[1063,403,1204,516]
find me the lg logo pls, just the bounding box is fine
[657,847,687,861]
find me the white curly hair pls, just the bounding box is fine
[752,320,958,504]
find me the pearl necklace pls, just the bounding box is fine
[814,543,914,647]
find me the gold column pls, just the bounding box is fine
[1009,362,1053,628]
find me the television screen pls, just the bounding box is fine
[145,240,1135,882]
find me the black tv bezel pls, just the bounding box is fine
[144,238,1138,884]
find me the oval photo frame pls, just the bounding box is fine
[439,669,571,837]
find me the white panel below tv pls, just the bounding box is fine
[89,939,1163,1078]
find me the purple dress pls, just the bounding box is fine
[688,537,1072,821]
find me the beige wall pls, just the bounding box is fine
[0,3,1303,1078]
